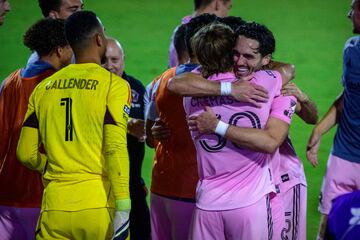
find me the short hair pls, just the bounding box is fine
[173,24,188,61]
[219,16,246,32]
[23,18,68,57]
[38,0,62,17]
[192,23,235,78]
[65,11,102,53]
[185,13,218,58]
[194,0,230,10]
[236,22,275,56]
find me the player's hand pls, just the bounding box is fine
[281,82,309,103]
[127,118,145,142]
[112,210,130,240]
[231,75,268,108]
[188,106,219,137]
[151,118,170,141]
[306,129,322,167]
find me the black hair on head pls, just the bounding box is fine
[236,22,275,56]
[219,16,246,32]
[38,0,62,17]
[65,11,102,52]
[23,18,67,56]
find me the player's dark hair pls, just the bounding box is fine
[65,11,102,54]
[23,18,68,57]
[38,0,62,17]
[173,24,188,63]
[185,13,218,58]
[192,23,235,78]
[219,16,246,32]
[236,22,275,56]
[194,0,230,10]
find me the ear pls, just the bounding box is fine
[48,10,59,19]
[262,54,272,66]
[55,46,63,58]
[95,33,104,47]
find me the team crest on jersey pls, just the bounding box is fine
[131,89,139,103]
[123,105,131,115]
[283,99,297,119]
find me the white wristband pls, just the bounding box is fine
[215,121,229,137]
[220,82,232,96]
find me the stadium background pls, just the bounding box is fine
[0,0,350,238]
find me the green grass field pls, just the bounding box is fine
[0,0,351,238]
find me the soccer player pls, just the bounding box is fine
[103,37,151,240]
[168,0,232,67]
[184,22,296,240]
[0,18,72,240]
[0,0,10,26]
[16,11,131,240]
[306,0,360,239]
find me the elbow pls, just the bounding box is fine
[261,138,282,154]
[16,144,32,169]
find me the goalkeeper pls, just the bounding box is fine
[16,11,131,240]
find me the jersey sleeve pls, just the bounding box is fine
[104,76,132,210]
[270,95,297,125]
[16,91,47,172]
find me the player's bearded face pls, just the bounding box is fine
[233,36,264,78]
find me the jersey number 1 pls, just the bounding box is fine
[60,98,73,141]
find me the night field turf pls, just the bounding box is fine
[0,0,351,238]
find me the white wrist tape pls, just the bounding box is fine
[215,121,229,137]
[220,82,232,96]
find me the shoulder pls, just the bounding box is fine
[344,36,360,55]
[345,36,360,48]
[255,70,282,84]
[123,72,145,92]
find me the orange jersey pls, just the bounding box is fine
[151,67,198,199]
[0,68,54,207]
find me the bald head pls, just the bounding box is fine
[103,38,125,76]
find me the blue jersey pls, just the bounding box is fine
[326,190,360,240]
[333,36,360,163]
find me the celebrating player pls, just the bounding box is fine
[183,22,296,240]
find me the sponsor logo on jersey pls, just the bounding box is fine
[281,174,290,183]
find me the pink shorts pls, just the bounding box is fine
[0,205,40,240]
[319,154,360,214]
[150,193,195,240]
[281,184,307,240]
[190,195,273,240]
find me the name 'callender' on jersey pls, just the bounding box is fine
[22,63,132,211]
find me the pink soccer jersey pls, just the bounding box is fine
[183,70,295,211]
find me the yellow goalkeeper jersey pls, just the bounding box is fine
[19,63,131,211]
